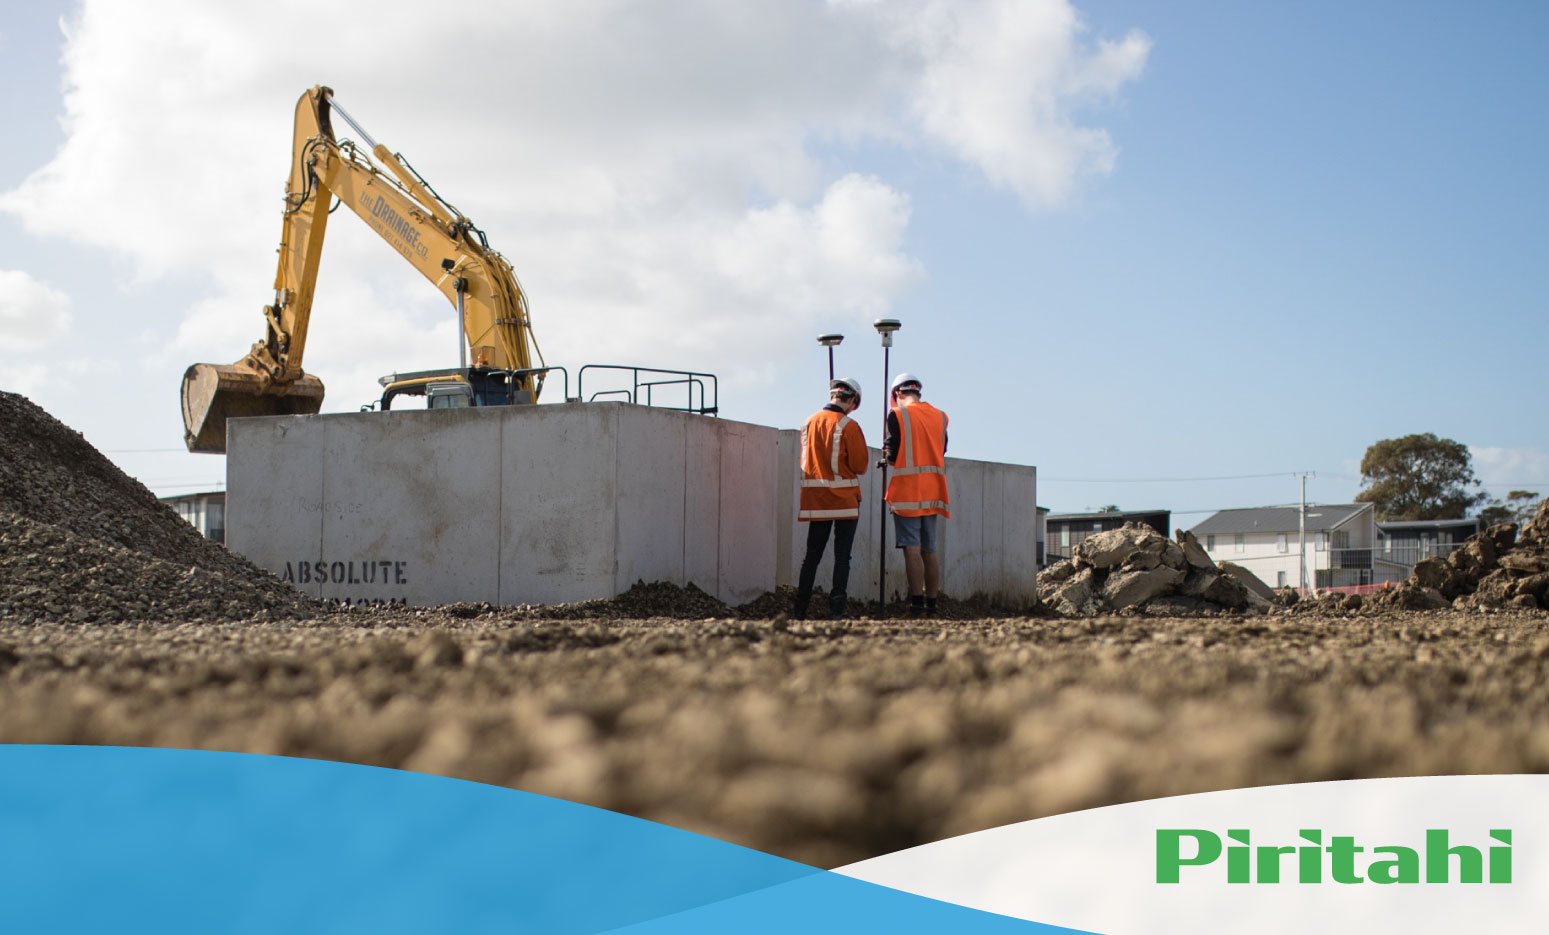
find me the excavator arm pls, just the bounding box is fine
[181,85,542,452]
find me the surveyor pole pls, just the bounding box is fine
[873,319,901,610]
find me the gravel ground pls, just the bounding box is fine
[4,607,1546,868]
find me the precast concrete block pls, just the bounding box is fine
[939,458,982,598]
[318,407,501,605]
[717,419,778,605]
[683,414,723,597]
[614,405,688,593]
[226,415,328,598]
[774,430,799,588]
[499,403,618,605]
[998,462,1038,601]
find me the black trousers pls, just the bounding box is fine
[795,518,858,614]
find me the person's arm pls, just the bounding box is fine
[884,410,900,464]
[843,421,869,476]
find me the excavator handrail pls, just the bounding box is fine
[576,365,718,416]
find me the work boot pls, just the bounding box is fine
[925,596,938,616]
[828,596,851,620]
[909,594,925,616]
[792,590,811,620]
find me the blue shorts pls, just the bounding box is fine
[892,514,939,552]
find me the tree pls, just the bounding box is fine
[1354,433,1486,520]
[1478,490,1542,528]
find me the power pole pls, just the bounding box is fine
[1296,472,1315,593]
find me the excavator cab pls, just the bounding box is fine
[374,367,536,411]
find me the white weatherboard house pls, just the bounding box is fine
[1189,502,1399,591]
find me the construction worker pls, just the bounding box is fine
[794,377,869,619]
[884,373,949,615]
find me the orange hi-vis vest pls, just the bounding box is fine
[886,401,949,517]
[798,407,868,521]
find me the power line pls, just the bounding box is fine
[1041,471,1313,484]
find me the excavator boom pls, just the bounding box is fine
[181,86,540,452]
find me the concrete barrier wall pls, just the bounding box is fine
[228,402,1035,608]
[228,403,779,606]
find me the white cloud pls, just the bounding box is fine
[0,361,51,398]
[0,269,72,350]
[1471,447,1549,490]
[0,0,1146,409]
[864,0,1151,206]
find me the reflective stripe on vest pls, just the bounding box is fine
[800,477,861,488]
[798,506,860,520]
[830,414,851,477]
[890,465,945,477]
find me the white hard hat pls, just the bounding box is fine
[890,372,922,394]
[830,377,862,402]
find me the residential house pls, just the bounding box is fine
[1189,502,1383,590]
[1045,509,1170,564]
[160,490,226,544]
[1375,518,1479,568]
[1036,506,1049,568]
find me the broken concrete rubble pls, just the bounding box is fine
[1036,523,1269,616]
[1367,499,1549,613]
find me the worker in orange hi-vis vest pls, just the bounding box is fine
[794,377,869,619]
[883,372,949,616]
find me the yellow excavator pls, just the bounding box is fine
[180,85,545,452]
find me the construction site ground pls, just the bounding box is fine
[5,605,1548,868]
[5,390,1549,868]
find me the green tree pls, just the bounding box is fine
[1354,433,1486,520]
[1478,490,1541,527]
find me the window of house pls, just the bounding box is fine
[1315,533,1326,552]
[1205,535,1215,551]
[1333,531,1350,550]
[1060,528,1070,548]
[1277,571,1287,588]
[1277,533,1288,553]
[1234,533,1245,553]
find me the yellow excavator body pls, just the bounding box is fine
[181,85,541,453]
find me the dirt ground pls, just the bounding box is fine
[6,389,1549,867]
[4,606,1547,868]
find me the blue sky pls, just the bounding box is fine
[1,1,1544,527]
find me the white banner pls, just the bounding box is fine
[838,776,1549,934]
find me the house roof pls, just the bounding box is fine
[1046,509,1169,522]
[1189,503,1371,536]
[1377,518,1479,531]
[158,490,226,502]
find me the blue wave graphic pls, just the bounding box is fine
[0,746,1087,933]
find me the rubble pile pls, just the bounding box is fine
[0,391,319,623]
[1036,523,1276,616]
[1371,500,1549,612]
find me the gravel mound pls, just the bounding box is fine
[0,391,319,623]
[1,512,317,624]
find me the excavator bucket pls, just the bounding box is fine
[181,363,325,453]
